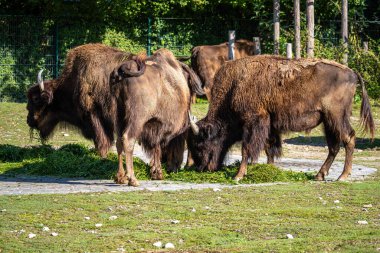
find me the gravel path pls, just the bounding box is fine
[0,145,376,196]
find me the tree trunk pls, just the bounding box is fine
[294,0,301,59]
[273,0,280,55]
[306,0,314,58]
[341,0,348,65]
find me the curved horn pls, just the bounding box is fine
[37,69,44,91]
[188,111,199,135]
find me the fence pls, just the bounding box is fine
[0,15,379,101]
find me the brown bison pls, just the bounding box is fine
[110,48,204,186]
[27,43,134,157]
[188,55,375,181]
[191,39,257,102]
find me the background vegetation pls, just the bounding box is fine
[0,0,379,101]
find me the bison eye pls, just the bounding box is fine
[32,96,40,103]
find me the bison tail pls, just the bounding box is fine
[179,62,205,96]
[357,73,375,141]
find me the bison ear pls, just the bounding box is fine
[41,89,53,104]
[39,80,54,104]
[201,123,219,140]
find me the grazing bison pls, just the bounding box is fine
[110,48,204,186]
[191,39,257,102]
[27,43,134,157]
[188,55,375,181]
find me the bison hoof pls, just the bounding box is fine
[337,174,349,181]
[233,176,243,182]
[315,172,325,181]
[151,172,163,180]
[128,178,140,187]
[114,176,129,184]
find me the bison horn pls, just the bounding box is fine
[37,69,44,91]
[188,111,199,135]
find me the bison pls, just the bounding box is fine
[188,55,375,181]
[110,48,204,186]
[27,43,134,157]
[190,39,257,102]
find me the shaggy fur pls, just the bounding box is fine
[191,39,257,101]
[26,43,133,157]
[188,55,375,181]
[111,48,203,186]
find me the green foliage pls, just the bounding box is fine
[0,144,313,184]
[348,35,380,99]
[1,0,380,101]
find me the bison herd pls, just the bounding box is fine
[27,43,375,186]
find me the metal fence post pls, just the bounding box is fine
[147,17,152,56]
[228,30,235,60]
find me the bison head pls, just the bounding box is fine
[26,70,57,140]
[187,114,228,172]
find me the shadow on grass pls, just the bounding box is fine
[285,136,380,149]
[0,144,149,180]
[0,144,314,184]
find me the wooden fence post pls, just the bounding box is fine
[294,0,301,59]
[363,41,368,52]
[306,0,314,58]
[341,0,348,65]
[273,0,280,55]
[253,37,261,55]
[228,30,235,60]
[287,43,293,59]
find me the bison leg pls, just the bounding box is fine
[150,145,163,180]
[115,137,127,184]
[186,150,194,167]
[337,129,355,181]
[124,136,139,186]
[235,146,249,181]
[204,86,212,102]
[315,125,340,181]
[265,132,282,164]
[191,93,197,104]
[235,116,270,180]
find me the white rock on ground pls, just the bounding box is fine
[28,233,36,239]
[165,243,175,249]
[109,215,118,220]
[286,234,294,239]
[171,220,180,224]
[51,232,58,236]
[153,241,162,248]
[363,204,373,208]
[42,226,50,232]
[95,223,103,228]
[357,220,368,225]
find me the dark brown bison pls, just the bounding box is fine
[110,48,204,186]
[27,43,134,157]
[188,55,375,181]
[191,39,257,102]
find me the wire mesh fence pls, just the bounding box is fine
[0,15,379,101]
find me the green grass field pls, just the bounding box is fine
[0,101,379,252]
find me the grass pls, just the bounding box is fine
[0,182,379,252]
[0,101,379,252]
